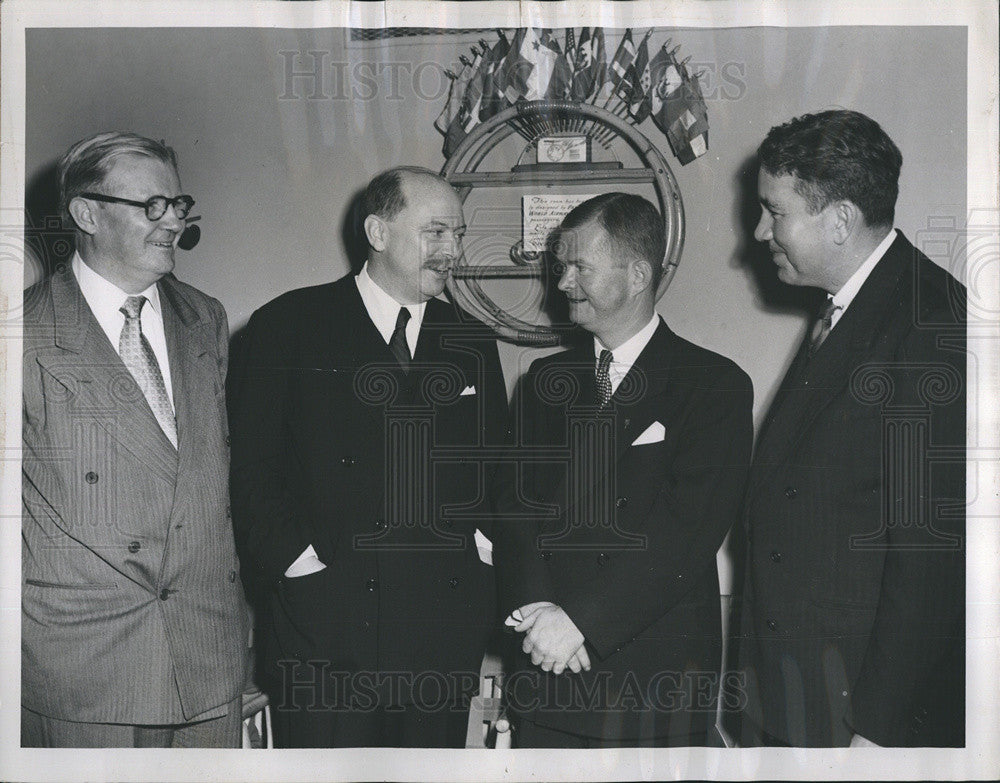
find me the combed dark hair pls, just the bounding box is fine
[758,109,902,228]
[362,165,445,221]
[58,131,178,226]
[557,193,666,289]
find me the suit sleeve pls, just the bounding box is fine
[847,307,966,745]
[473,328,510,542]
[491,363,560,616]
[227,306,313,586]
[560,364,754,660]
[208,296,229,381]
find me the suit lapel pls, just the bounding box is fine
[539,322,673,529]
[608,321,673,465]
[159,276,217,471]
[749,239,910,495]
[330,276,404,427]
[37,266,178,485]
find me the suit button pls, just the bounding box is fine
[784,486,798,499]
[159,589,170,601]
[541,551,552,561]
[226,505,231,518]
[366,578,378,592]
[597,552,609,565]
[770,550,782,563]
[766,618,778,631]
[615,496,628,508]
[341,456,356,466]
[225,435,231,447]
[127,541,141,554]
[85,471,99,484]
[228,570,237,582]
[449,577,459,588]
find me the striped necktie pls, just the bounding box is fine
[596,349,614,407]
[807,297,842,358]
[119,295,177,448]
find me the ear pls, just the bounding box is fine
[828,200,861,246]
[363,214,387,252]
[67,196,99,236]
[630,258,654,295]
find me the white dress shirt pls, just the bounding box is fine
[354,261,427,357]
[72,251,175,408]
[594,314,661,395]
[828,228,897,331]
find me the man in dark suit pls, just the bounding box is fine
[21,132,250,747]
[228,166,507,747]
[737,109,966,747]
[494,193,753,747]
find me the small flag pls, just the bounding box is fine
[571,27,606,102]
[499,28,532,104]
[541,30,573,100]
[609,29,637,100]
[479,32,511,122]
[434,55,476,137]
[627,32,652,124]
[442,49,484,158]
[653,53,710,164]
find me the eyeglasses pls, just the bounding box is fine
[80,192,196,221]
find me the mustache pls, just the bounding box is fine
[423,256,457,270]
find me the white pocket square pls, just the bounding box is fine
[631,420,666,446]
[460,385,477,396]
[474,528,493,566]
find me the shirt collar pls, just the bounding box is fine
[355,261,427,337]
[72,251,162,316]
[593,313,660,367]
[831,228,897,313]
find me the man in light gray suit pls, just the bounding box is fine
[21,132,249,747]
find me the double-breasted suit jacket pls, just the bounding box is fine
[738,231,966,746]
[228,274,508,710]
[494,320,753,742]
[21,264,250,725]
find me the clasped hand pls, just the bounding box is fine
[511,601,591,675]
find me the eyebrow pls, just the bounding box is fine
[422,220,466,230]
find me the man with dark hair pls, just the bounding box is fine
[22,131,249,747]
[228,166,507,747]
[494,192,753,747]
[737,109,966,747]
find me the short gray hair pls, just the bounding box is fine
[57,131,178,225]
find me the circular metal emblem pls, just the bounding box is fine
[442,100,684,346]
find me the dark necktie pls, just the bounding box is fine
[388,306,412,372]
[596,349,614,407]
[807,297,842,358]
[119,295,177,448]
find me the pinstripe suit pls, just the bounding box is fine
[21,264,249,734]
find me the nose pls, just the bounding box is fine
[754,210,772,243]
[556,263,575,292]
[158,203,185,232]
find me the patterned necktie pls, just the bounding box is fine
[807,297,842,358]
[119,295,177,448]
[596,349,614,407]
[388,306,412,372]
